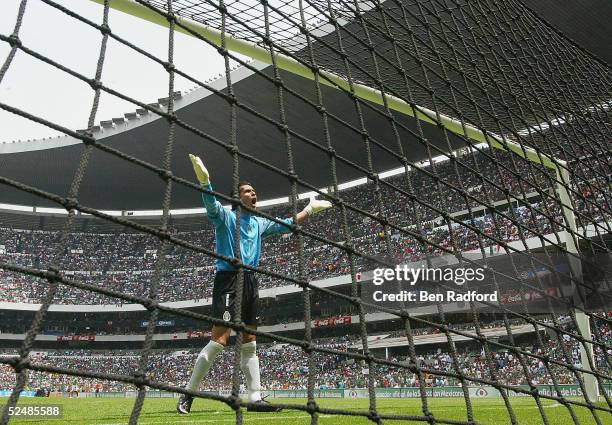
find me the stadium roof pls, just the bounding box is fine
[528,0,612,67]
[0,65,465,210]
[1,0,609,211]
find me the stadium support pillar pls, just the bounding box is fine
[91,0,599,402]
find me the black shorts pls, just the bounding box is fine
[211,271,259,325]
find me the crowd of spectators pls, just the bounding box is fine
[1,315,609,393]
[0,149,609,304]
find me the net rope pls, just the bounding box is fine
[0,0,611,424]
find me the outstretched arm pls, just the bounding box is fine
[260,198,332,238]
[189,154,228,223]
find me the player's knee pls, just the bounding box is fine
[211,326,231,346]
[212,335,229,346]
[242,323,257,343]
[242,333,256,343]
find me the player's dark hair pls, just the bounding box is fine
[230,180,254,211]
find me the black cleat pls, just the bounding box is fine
[177,394,193,414]
[247,397,283,413]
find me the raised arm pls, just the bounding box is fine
[260,197,332,238]
[259,217,294,239]
[189,154,228,224]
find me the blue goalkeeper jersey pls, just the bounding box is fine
[201,183,293,271]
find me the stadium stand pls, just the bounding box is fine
[1,316,609,394]
[1,149,609,305]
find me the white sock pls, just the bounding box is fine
[186,341,224,392]
[240,341,261,402]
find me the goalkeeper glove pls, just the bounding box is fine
[302,197,332,216]
[189,154,210,185]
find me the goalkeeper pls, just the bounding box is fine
[178,154,332,414]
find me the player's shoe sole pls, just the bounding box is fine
[247,399,283,412]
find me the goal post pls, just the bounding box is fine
[88,0,599,401]
[557,166,599,402]
[87,1,566,166]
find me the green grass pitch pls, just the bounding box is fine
[1,396,607,424]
